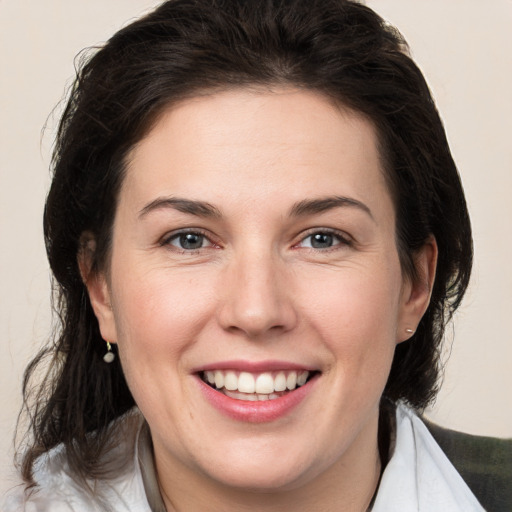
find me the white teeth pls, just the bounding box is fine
[255,373,274,394]
[224,371,238,391]
[214,370,224,389]
[238,372,255,393]
[274,372,287,392]
[224,389,280,401]
[286,372,297,390]
[297,371,308,386]
[204,369,312,397]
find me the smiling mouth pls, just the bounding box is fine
[200,369,317,401]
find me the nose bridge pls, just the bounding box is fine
[218,243,296,337]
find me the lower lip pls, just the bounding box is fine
[196,374,319,423]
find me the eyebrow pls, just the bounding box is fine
[138,195,373,221]
[138,197,222,219]
[289,196,374,221]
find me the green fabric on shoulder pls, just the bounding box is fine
[424,419,512,512]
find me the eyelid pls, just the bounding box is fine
[293,227,353,249]
[160,228,220,249]
[158,227,353,252]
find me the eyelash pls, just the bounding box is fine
[160,229,218,253]
[160,227,352,253]
[293,228,352,251]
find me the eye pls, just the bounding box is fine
[297,230,350,250]
[164,231,214,251]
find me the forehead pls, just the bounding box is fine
[122,88,391,217]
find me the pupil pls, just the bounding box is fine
[311,233,333,248]
[180,233,203,249]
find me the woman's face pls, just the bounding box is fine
[89,88,432,495]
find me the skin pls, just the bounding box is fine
[85,88,436,511]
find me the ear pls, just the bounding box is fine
[78,232,118,343]
[397,236,438,343]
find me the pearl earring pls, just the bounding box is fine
[103,341,115,363]
[405,328,415,334]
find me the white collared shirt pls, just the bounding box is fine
[2,404,484,511]
[372,405,484,511]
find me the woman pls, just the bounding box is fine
[3,0,509,510]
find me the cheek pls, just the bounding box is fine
[302,263,401,324]
[109,261,218,373]
[297,263,402,371]
[108,265,220,425]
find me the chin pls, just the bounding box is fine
[194,440,327,494]
[207,463,313,493]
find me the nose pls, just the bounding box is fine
[217,250,298,339]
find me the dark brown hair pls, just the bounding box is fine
[20,0,472,484]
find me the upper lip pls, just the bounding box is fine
[193,360,318,373]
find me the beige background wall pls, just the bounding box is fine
[1,0,511,494]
